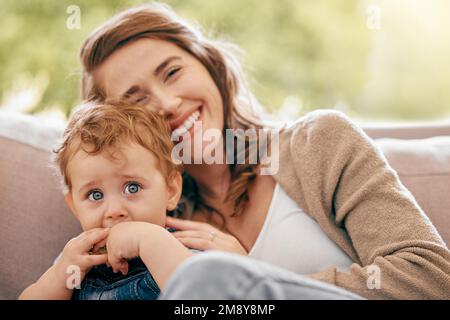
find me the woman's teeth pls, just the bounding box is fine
[172,110,201,139]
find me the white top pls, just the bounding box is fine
[249,183,353,274]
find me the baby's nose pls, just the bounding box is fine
[104,210,129,228]
[105,201,129,221]
[107,210,127,219]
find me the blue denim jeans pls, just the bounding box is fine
[72,258,160,300]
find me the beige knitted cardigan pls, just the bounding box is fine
[271,110,450,299]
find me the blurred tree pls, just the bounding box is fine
[357,0,450,120]
[0,0,448,120]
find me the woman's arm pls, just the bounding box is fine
[282,110,450,299]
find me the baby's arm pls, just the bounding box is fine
[105,222,193,292]
[18,228,109,299]
[139,226,193,291]
[18,262,75,300]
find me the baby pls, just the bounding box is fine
[19,101,193,299]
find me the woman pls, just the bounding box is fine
[79,2,450,299]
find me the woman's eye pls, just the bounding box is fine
[124,183,141,195]
[135,95,148,104]
[88,190,103,201]
[165,67,181,81]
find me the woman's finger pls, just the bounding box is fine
[172,230,218,239]
[165,216,211,231]
[171,230,201,238]
[176,237,217,251]
[168,218,248,254]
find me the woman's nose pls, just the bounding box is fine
[151,88,182,117]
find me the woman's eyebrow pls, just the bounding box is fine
[121,85,140,99]
[119,56,181,100]
[154,56,182,76]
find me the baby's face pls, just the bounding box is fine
[65,142,181,230]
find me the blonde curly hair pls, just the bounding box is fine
[53,101,180,193]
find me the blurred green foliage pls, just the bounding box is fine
[1,0,449,120]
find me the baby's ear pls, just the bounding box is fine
[166,170,183,211]
[64,193,77,217]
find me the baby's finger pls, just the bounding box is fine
[84,253,108,267]
[112,261,128,275]
[91,238,108,253]
[80,228,110,252]
[119,261,129,276]
[108,254,125,274]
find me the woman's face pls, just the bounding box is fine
[93,38,225,161]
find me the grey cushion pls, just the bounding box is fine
[0,136,81,299]
[374,136,450,246]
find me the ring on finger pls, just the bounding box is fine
[208,230,217,242]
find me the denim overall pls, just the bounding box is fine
[72,257,160,300]
[71,208,188,300]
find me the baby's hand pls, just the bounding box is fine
[57,228,110,279]
[106,221,158,275]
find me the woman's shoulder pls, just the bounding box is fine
[274,109,380,175]
[281,109,359,134]
[278,109,370,149]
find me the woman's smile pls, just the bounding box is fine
[171,106,203,141]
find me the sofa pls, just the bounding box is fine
[1,110,449,300]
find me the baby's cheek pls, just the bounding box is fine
[79,213,104,231]
[135,208,166,227]
[82,222,101,231]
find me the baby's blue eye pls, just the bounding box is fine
[124,183,141,195]
[88,190,103,201]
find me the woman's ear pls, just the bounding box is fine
[166,170,183,211]
[64,192,78,218]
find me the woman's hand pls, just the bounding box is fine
[165,216,248,255]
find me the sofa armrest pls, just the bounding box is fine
[362,123,450,140]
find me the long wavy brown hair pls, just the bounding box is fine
[79,2,272,225]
